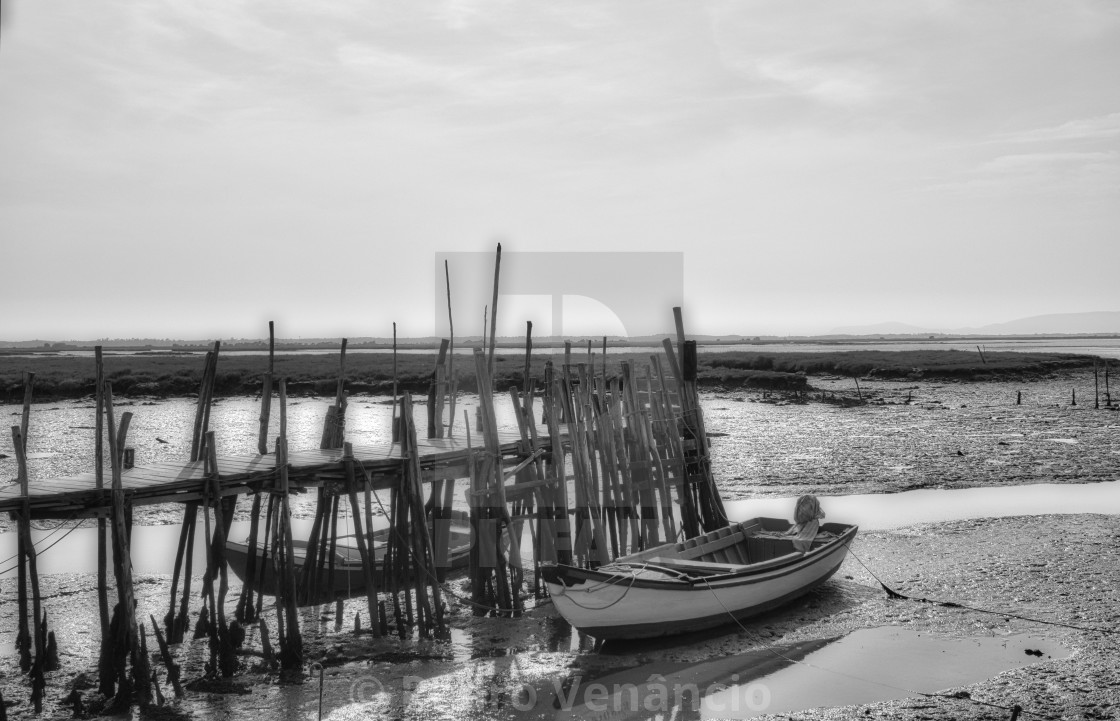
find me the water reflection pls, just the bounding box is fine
[496,627,1068,720]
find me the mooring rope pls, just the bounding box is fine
[550,571,641,611]
[0,512,83,566]
[0,516,83,576]
[846,547,1118,636]
[699,576,1049,720]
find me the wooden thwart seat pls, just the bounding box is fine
[645,549,805,577]
[677,530,746,560]
[646,557,751,576]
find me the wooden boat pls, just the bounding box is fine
[226,510,472,603]
[540,517,857,640]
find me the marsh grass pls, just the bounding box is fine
[0,349,1099,402]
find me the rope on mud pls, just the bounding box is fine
[699,577,1052,720]
[550,573,640,612]
[847,547,1119,636]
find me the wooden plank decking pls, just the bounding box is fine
[0,429,557,519]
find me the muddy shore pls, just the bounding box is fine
[1,371,1117,719]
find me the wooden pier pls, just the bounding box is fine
[0,430,551,520]
[1,299,727,715]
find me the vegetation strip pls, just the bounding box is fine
[1,349,1102,402]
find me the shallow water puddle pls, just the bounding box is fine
[544,627,1067,720]
[724,480,1120,532]
[701,627,1067,718]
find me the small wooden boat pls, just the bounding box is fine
[226,510,472,603]
[540,517,857,640]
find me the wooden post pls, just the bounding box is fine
[276,379,302,669]
[104,383,148,706]
[854,376,863,403]
[149,615,183,698]
[976,345,987,364]
[430,339,450,438]
[446,259,458,438]
[167,347,217,644]
[257,320,275,456]
[391,323,399,443]
[12,426,37,677]
[487,242,502,379]
[204,432,237,677]
[1094,361,1100,409]
[399,398,446,634]
[523,321,533,395]
[319,338,348,449]
[673,307,687,378]
[19,371,33,452]
[1072,388,1077,406]
[94,347,113,693]
[602,336,607,384]
[343,443,379,636]
[236,487,263,623]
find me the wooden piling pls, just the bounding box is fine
[94,347,112,690]
[275,379,302,669]
[149,615,183,698]
[445,259,458,438]
[12,425,41,681]
[343,442,379,636]
[103,383,148,706]
[257,321,274,455]
[399,397,447,633]
[204,432,237,676]
[487,242,502,379]
[167,346,219,644]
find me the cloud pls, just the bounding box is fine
[991,112,1120,144]
[976,151,1114,173]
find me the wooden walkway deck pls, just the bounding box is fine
[0,429,553,520]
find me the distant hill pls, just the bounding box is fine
[960,311,1120,335]
[827,321,938,336]
[830,311,1120,337]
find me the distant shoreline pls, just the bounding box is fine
[2,333,1119,354]
[1,349,1106,404]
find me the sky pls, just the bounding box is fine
[1,1,1117,340]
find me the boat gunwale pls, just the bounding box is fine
[541,518,858,591]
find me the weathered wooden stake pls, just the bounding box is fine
[149,615,183,698]
[487,242,502,379]
[275,379,302,669]
[257,320,275,455]
[446,259,458,438]
[94,347,113,694]
[104,383,148,707]
[343,442,379,636]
